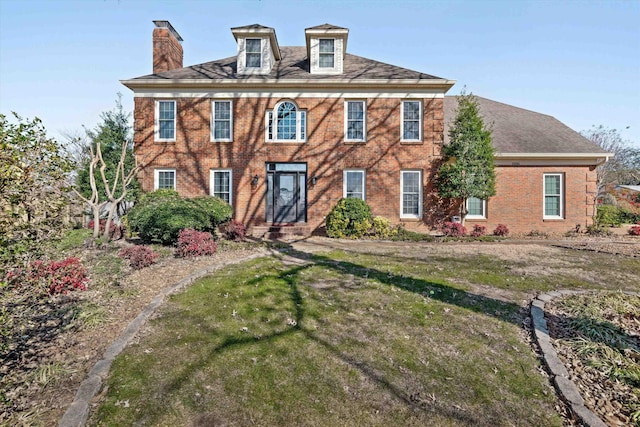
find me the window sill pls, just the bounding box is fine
[543,218,565,221]
[400,217,421,222]
[466,217,487,221]
[400,140,423,145]
[266,141,306,144]
[211,140,233,143]
[155,139,176,143]
[344,140,367,145]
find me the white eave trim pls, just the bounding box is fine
[496,152,613,159]
[120,78,456,91]
[495,152,612,166]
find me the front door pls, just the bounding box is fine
[266,163,307,223]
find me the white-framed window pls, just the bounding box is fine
[466,197,486,219]
[543,173,563,219]
[400,170,422,218]
[343,170,366,200]
[265,101,307,142]
[245,38,262,68]
[345,100,366,142]
[319,39,335,68]
[210,169,232,205]
[155,100,176,141]
[401,100,422,142]
[154,169,176,190]
[211,100,233,142]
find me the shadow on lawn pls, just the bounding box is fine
[145,245,523,426]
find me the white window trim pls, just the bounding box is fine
[466,197,487,219]
[400,170,422,219]
[543,173,564,219]
[343,169,366,200]
[265,101,307,143]
[344,100,367,142]
[318,38,336,69]
[245,38,262,69]
[154,168,176,191]
[210,169,233,205]
[211,100,233,142]
[400,100,423,142]
[155,100,176,142]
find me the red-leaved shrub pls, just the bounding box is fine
[4,257,88,295]
[493,224,510,236]
[470,224,487,237]
[119,245,159,269]
[441,221,467,237]
[629,222,640,236]
[176,228,217,257]
[87,219,124,239]
[223,220,247,241]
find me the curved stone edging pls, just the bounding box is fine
[59,250,268,427]
[531,290,621,427]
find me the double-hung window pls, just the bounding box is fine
[156,100,176,141]
[266,101,307,142]
[466,197,486,219]
[345,101,366,142]
[401,170,422,218]
[212,100,232,142]
[245,39,262,68]
[343,170,365,200]
[543,173,563,219]
[210,169,232,205]
[401,100,422,142]
[154,169,176,190]
[319,39,335,68]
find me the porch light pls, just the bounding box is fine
[252,175,259,186]
[311,176,318,185]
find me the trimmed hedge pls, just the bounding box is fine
[127,190,232,245]
[325,198,373,239]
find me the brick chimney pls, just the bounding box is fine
[152,20,183,74]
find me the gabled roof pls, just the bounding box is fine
[444,96,610,156]
[122,46,453,88]
[230,24,273,31]
[305,23,348,31]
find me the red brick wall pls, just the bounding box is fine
[133,96,596,235]
[467,164,597,234]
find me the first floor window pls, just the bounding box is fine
[344,170,365,200]
[212,100,232,141]
[466,197,486,219]
[156,100,176,141]
[154,169,176,190]
[401,170,422,218]
[544,173,563,218]
[211,169,232,204]
[345,101,366,142]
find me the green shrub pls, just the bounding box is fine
[325,198,373,239]
[127,191,232,245]
[371,216,397,239]
[596,205,622,227]
[619,208,640,225]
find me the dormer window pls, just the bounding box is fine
[266,101,307,142]
[319,39,335,68]
[245,39,262,68]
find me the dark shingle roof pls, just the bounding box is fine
[305,23,348,31]
[128,46,444,81]
[230,24,274,31]
[444,96,608,155]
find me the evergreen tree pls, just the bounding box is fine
[436,91,496,221]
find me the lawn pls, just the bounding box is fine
[91,243,622,427]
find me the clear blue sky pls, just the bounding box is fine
[1,0,639,145]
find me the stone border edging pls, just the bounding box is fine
[59,250,268,427]
[531,290,613,427]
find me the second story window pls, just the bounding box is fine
[345,101,366,142]
[156,100,176,141]
[246,39,262,68]
[266,101,307,142]
[401,100,422,142]
[319,39,335,68]
[212,100,232,142]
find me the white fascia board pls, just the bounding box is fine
[129,89,447,99]
[495,152,613,158]
[120,78,456,90]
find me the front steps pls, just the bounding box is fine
[250,224,312,240]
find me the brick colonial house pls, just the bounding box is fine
[121,21,610,236]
